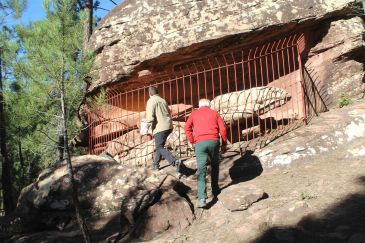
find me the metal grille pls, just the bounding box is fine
[87,33,308,166]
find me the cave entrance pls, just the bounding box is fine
[87,33,318,166]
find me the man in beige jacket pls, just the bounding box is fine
[146,86,181,171]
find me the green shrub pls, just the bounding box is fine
[337,93,351,108]
[300,191,317,200]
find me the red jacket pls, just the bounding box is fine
[185,107,227,145]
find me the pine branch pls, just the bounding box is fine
[37,129,59,144]
[95,6,109,12]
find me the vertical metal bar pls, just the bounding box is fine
[264,42,273,133]
[222,55,233,145]
[215,56,223,134]
[180,67,189,156]
[208,59,215,99]
[189,67,194,108]
[259,44,267,135]
[253,47,261,138]
[138,88,143,167]
[169,78,172,105]
[232,52,241,153]
[162,80,165,98]
[108,93,114,154]
[269,41,278,133]
[286,35,295,126]
[89,114,92,154]
[96,110,100,154]
[144,86,152,164]
[175,76,182,158]
[192,63,200,101]
[223,55,230,94]
[131,90,136,166]
[274,39,284,130]
[202,60,208,99]
[125,92,130,165]
[88,113,91,154]
[297,36,307,125]
[217,57,223,97]
[291,36,300,123]
[247,49,257,140]
[280,38,288,130]
[241,50,249,143]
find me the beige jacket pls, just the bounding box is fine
[146,95,173,134]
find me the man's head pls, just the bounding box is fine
[198,98,211,108]
[148,86,159,97]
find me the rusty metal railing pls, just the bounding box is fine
[87,33,309,166]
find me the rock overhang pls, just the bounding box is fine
[86,0,361,93]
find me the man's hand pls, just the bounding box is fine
[221,144,227,154]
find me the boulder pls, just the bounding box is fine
[105,129,150,157]
[218,184,265,211]
[166,121,194,155]
[114,139,155,166]
[210,87,290,123]
[14,155,194,240]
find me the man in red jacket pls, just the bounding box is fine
[185,98,227,208]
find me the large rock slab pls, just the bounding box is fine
[87,0,360,92]
[14,155,194,240]
[256,102,365,168]
[219,184,265,211]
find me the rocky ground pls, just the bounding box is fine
[151,99,365,243]
[2,98,365,243]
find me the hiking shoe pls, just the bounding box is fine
[174,159,182,172]
[196,199,207,208]
[152,164,160,171]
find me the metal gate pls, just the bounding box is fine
[87,33,308,166]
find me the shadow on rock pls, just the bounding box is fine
[253,175,365,243]
[221,150,263,191]
[178,162,196,177]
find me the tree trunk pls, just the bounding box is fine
[61,23,91,243]
[61,76,91,243]
[83,0,93,45]
[0,48,14,215]
[18,129,25,190]
[58,133,64,162]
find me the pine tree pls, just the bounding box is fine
[0,0,27,216]
[15,0,93,241]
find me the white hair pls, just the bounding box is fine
[198,98,211,108]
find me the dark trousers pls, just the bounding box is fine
[154,129,176,166]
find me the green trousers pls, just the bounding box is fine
[195,140,220,200]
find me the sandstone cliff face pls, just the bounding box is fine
[87,0,362,95]
[307,17,365,105]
